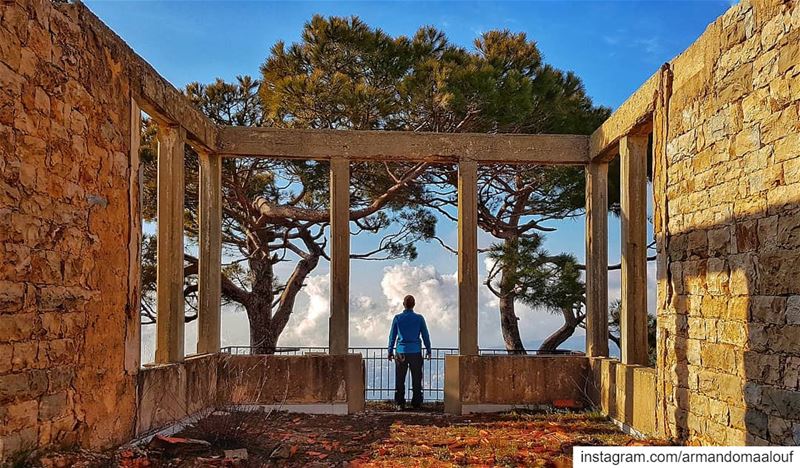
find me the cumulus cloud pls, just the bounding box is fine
[279,274,330,345]
[279,261,571,350]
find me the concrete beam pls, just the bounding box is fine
[585,162,609,357]
[155,125,186,363]
[217,127,589,164]
[197,151,222,354]
[328,157,350,355]
[458,160,479,356]
[620,135,649,365]
[589,70,660,161]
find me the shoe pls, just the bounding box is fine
[395,403,405,411]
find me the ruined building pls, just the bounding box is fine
[1,0,799,460]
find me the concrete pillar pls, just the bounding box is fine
[125,98,142,372]
[197,151,222,354]
[155,125,186,363]
[585,161,609,357]
[458,159,478,355]
[329,157,350,355]
[620,135,649,365]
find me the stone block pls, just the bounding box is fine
[38,391,68,420]
[735,220,760,252]
[718,320,747,347]
[784,357,800,390]
[768,325,800,354]
[744,382,762,406]
[768,415,794,444]
[0,400,38,435]
[0,314,35,342]
[0,344,12,374]
[777,214,800,249]
[774,133,800,162]
[744,352,782,386]
[0,281,25,312]
[757,251,800,295]
[786,296,800,324]
[761,105,799,145]
[757,215,779,251]
[707,227,732,256]
[701,343,737,373]
[731,125,762,157]
[762,386,800,419]
[0,370,47,404]
[11,341,40,372]
[750,296,786,324]
[728,253,758,295]
[0,427,37,462]
[745,408,769,438]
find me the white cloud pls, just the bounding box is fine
[280,274,330,345]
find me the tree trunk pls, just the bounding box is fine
[539,307,579,353]
[247,303,277,354]
[498,237,526,354]
[499,292,526,354]
[246,228,277,354]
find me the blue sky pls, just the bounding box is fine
[85,0,733,357]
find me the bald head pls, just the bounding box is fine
[403,295,415,310]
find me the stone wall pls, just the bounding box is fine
[0,0,215,461]
[0,0,137,458]
[656,0,800,445]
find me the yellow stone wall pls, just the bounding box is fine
[656,0,800,445]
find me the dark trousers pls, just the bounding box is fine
[394,353,423,407]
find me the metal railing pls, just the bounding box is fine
[220,345,579,401]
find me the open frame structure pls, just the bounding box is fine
[2,0,799,459]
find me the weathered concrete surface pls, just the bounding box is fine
[135,353,365,438]
[444,355,591,415]
[218,126,589,164]
[135,354,219,437]
[589,358,657,437]
[217,354,365,411]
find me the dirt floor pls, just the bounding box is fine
[33,406,666,467]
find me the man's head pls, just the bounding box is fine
[403,295,415,310]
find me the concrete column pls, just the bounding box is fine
[329,157,350,355]
[155,125,186,363]
[125,98,142,372]
[458,159,478,355]
[620,135,649,365]
[197,151,222,354]
[585,161,609,357]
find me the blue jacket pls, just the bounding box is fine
[388,309,432,355]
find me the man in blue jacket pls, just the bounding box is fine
[387,295,432,410]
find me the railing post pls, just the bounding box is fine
[197,151,222,354]
[458,159,478,356]
[155,125,186,363]
[620,135,649,365]
[329,157,350,355]
[585,161,609,357]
